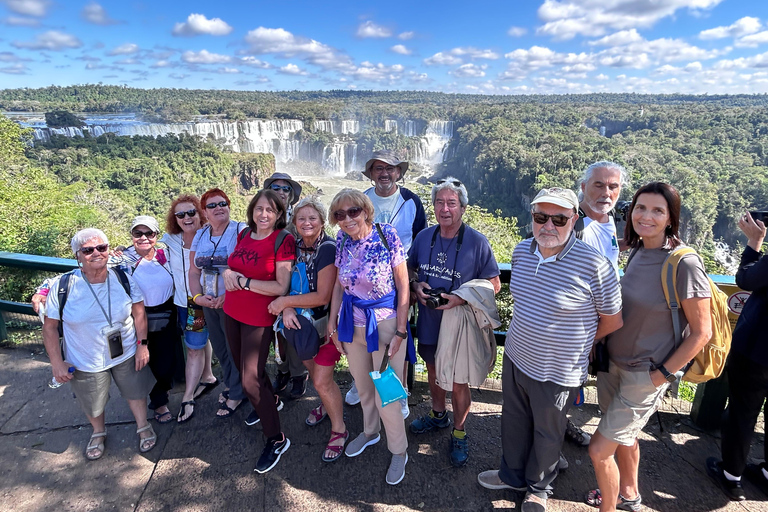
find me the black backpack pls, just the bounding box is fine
[237,227,291,256]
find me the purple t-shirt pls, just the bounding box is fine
[335,223,406,326]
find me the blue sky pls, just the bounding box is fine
[1,0,767,94]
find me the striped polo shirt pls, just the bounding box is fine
[505,233,622,387]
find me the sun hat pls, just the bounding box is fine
[363,150,409,180]
[130,215,160,234]
[263,172,302,205]
[531,187,579,211]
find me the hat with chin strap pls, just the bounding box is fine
[363,150,409,180]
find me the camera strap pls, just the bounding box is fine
[426,223,465,291]
[82,272,113,327]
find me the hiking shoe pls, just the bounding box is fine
[386,453,408,485]
[345,432,381,457]
[565,419,591,447]
[254,435,290,474]
[745,462,768,497]
[558,452,569,472]
[477,470,526,491]
[400,398,409,419]
[706,457,746,501]
[410,411,451,434]
[345,382,360,405]
[272,371,290,393]
[289,374,309,399]
[521,492,547,512]
[450,431,469,467]
[245,397,284,426]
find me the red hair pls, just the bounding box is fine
[166,194,207,234]
[200,188,231,208]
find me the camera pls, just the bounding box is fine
[749,211,768,224]
[423,287,449,309]
[615,200,631,222]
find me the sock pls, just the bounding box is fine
[431,410,446,419]
[452,428,466,439]
[723,469,741,482]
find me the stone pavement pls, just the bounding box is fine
[1,345,767,512]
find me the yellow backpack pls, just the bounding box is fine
[661,247,732,384]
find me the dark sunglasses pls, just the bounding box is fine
[333,206,364,221]
[270,184,292,193]
[80,243,109,255]
[206,201,229,209]
[132,230,157,239]
[437,179,463,187]
[532,212,573,227]
[174,209,197,219]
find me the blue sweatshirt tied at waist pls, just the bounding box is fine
[337,290,415,363]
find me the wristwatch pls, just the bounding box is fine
[657,365,677,383]
[139,338,148,346]
[395,330,407,339]
[244,278,251,291]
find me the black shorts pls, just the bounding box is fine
[417,342,438,366]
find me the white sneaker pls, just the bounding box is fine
[399,398,409,419]
[345,382,360,406]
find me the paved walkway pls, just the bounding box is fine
[1,346,767,512]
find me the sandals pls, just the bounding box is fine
[177,400,195,423]
[585,488,642,511]
[218,389,230,404]
[305,404,328,426]
[137,424,157,453]
[154,408,173,424]
[85,431,107,461]
[216,399,244,419]
[322,430,349,463]
[193,378,219,400]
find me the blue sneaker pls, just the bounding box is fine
[409,411,451,434]
[450,431,469,467]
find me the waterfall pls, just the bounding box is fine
[384,120,398,134]
[409,120,454,169]
[341,120,359,134]
[313,120,335,134]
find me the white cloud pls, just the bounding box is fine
[218,67,240,74]
[537,0,724,40]
[3,15,38,26]
[2,0,50,17]
[714,51,768,70]
[398,31,414,40]
[12,30,82,51]
[181,49,231,64]
[239,56,272,68]
[109,43,139,56]
[507,26,527,37]
[390,44,411,55]
[169,73,190,80]
[596,73,609,80]
[0,63,28,74]
[244,27,354,72]
[356,21,392,38]
[278,63,308,75]
[424,52,463,66]
[451,47,500,60]
[449,63,487,77]
[150,60,172,68]
[589,29,643,47]
[424,47,498,66]
[348,62,405,83]
[0,51,25,62]
[699,16,761,39]
[737,31,768,48]
[115,58,141,65]
[172,13,233,37]
[81,2,119,25]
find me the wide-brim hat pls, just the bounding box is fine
[531,187,579,211]
[363,150,409,180]
[130,215,160,234]
[263,172,302,205]
[282,314,320,361]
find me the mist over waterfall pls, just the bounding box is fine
[23,114,455,176]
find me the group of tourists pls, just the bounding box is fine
[34,151,768,509]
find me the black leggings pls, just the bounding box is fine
[146,299,177,410]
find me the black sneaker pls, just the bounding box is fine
[254,435,290,474]
[245,396,284,426]
[272,371,290,394]
[289,374,309,399]
[706,457,746,501]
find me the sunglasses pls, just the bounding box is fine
[437,179,463,187]
[532,212,573,227]
[132,230,157,239]
[270,184,292,193]
[206,201,229,209]
[333,206,364,221]
[174,209,197,219]
[80,243,109,255]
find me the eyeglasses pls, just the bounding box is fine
[80,244,109,255]
[372,165,396,173]
[205,201,229,209]
[437,179,463,187]
[270,184,292,193]
[174,209,197,219]
[132,230,157,239]
[333,207,364,221]
[532,212,573,227]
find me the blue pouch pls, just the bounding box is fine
[369,348,407,407]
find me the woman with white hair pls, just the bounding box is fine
[42,228,157,460]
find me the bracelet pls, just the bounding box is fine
[192,293,203,303]
[38,288,50,297]
[395,330,407,339]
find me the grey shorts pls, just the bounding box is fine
[70,356,156,418]
[596,361,669,446]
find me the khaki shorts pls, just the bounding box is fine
[70,356,156,418]
[596,361,669,446]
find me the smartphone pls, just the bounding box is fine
[749,211,768,224]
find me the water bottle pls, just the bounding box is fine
[38,301,46,324]
[49,366,75,389]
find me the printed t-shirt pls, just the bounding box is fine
[224,229,296,327]
[369,191,400,225]
[335,223,406,327]
[408,224,500,346]
[581,216,620,274]
[190,220,246,297]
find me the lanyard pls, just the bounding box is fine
[83,271,113,327]
[207,222,230,265]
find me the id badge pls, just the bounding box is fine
[202,268,219,297]
[101,325,124,359]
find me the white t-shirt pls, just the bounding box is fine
[369,190,400,225]
[47,269,145,372]
[120,246,174,307]
[581,216,620,275]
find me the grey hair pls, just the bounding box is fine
[293,195,327,226]
[431,176,469,207]
[71,228,108,255]
[579,161,630,189]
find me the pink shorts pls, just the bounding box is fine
[314,341,341,367]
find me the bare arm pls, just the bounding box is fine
[43,317,72,383]
[389,261,411,356]
[225,260,292,297]
[269,264,337,314]
[593,311,623,341]
[488,275,501,294]
[132,301,150,371]
[328,277,345,355]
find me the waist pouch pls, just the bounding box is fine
[146,298,174,333]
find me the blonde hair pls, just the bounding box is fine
[328,189,374,227]
[293,196,327,226]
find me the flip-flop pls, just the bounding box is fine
[177,400,195,423]
[85,431,107,461]
[193,378,220,400]
[305,404,328,426]
[216,399,244,419]
[154,409,173,424]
